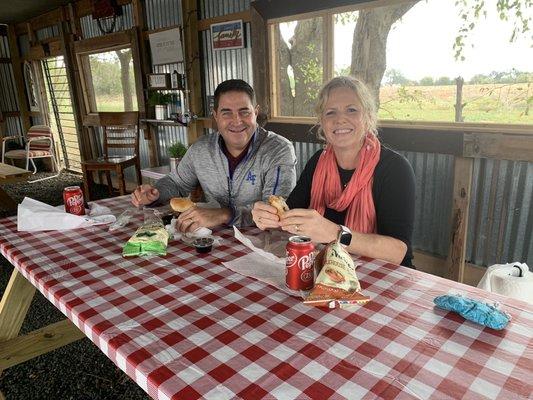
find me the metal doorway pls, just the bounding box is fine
[42,56,82,172]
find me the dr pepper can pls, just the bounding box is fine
[63,186,85,215]
[285,236,315,290]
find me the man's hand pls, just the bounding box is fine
[131,184,160,207]
[251,201,280,230]
[176,207,232,233]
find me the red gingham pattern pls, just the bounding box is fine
[1,196,532,400]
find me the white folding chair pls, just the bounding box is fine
[1,125,60,182]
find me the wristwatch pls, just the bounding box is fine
[338,225,352,246]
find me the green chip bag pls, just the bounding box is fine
[123,209,170,257]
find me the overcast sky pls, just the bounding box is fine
[334,0,532,81]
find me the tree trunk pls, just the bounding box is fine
[116,49,133,111]
[276,25,294,116]
[277,18,322,117]
[350,2,418,107]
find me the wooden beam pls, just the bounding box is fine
[182,0,203,144]
[197,10,251,31]
[0,319,84,370]
[0,269,36,343]
[7,25,30,133]
[464,132,533,163]
[73,30,131,54]
[251,6,271,118]
[15,8,65,35]
[447,157,473,282]
[26,40,63,60]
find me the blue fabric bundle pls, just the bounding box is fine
[434,294,511,330]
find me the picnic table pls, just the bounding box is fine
[0,163,31,211]
[0,195,531,399]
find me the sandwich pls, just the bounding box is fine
[268,195,289,217]
[170,197,195,213]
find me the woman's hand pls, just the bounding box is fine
[251,201,280,230]
[280,209,338,243]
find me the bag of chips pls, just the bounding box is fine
[304,239,370,308]
[123,208,169,257]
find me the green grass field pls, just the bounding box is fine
[379,83,532,124]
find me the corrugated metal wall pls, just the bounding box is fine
[145,0,189,169]
[201,23,253,113]
[145,0,182,29]
[0,33,24,141]
[80,4,134,39]
[467,159,533,267]
[402,151,454,258]
[199,0,251,18]
[35,25,60,41]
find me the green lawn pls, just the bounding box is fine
[379,83,532,124]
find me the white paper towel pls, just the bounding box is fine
[477,262,533,304]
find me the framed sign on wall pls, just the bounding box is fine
[147,73,170,89]
[148,27,184,65]
[211,20,245,50]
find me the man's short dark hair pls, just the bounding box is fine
[213,79,255,111]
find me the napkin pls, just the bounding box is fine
[17,197,116,232]
[223,227,305,297]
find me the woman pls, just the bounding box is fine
[252,76,415,266]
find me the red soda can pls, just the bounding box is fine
[63,186,85,215]
[286,236,315,290]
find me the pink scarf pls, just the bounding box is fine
[310,134,381,233]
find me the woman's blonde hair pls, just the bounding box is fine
[315,76,378,140]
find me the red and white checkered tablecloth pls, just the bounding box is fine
[1,196,532,400]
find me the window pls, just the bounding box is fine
[74,30,143,118]
[269,0,532,126]
[80,48,138,112]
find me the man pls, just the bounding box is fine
[132,79,297,232]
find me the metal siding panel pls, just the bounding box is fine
[466,159,533,268]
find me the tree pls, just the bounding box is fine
[420,76,434,86]
[277,0,532,114]
[436,76,452,85]
[116,49,133,111]
[384,68,412,85]
[349,2,417,105]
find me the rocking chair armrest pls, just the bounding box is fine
[1,135,22,142]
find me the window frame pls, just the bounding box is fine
[73,29,145,126]
[265,0,532,134]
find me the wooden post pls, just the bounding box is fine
[182,0,203,144]
[447,156,473,282]
[7,25,31,132]
[251,5,271,117]
[454,76,464,123]
[59,16,90,162]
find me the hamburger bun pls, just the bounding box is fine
[170,197,195,213]
[268,195,289,217]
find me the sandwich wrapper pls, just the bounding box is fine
[17,197,116,232]
[222,227,305,297]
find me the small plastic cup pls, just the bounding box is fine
[193,237,214,254]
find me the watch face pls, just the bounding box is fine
[340,226,352,246]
